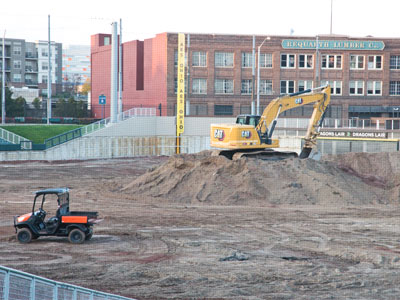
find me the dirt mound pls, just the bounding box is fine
[324,152,400,204]
[122,151,394,206]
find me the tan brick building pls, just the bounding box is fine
[91,33,400,119]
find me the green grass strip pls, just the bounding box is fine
[0,125,83,144]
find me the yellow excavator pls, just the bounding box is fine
[210,85,331,160]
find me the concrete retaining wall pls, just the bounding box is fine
[0,117,307,161]
[0,135,302,161]
[88,117,236,137]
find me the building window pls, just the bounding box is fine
[349,81,364,95]
[241,79,252,94]
[321,80,342,95]
[13,46,21,55]
[260,53,272,68]
[215,52,234,67]
[42,75,48,84]
[192,78,207,94]
[259,79,273,95]
[280,80,295,94]
[174,78,188,94]
[299,54,313,68]
[350,55,364,69]
[240,105,251,114]
[281,54,295,68]
[41,49,48,57]
[215,79,234,94]
[174,50,188,67]
[241,52,253,68]
[104,37,110,46]
[367,81,382,95]
[321,55,342,69]
[13,60,21,69]
[42,62,48,71]
[298,80,313,92]
[13,74,21,82]
[192,51,206,67]
[368,55,382,69]
[190,104,208,116]
[389,81,400,95]
[390,56,400,70]
[214,104,233,116]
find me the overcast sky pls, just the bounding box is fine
[1,0,399,46]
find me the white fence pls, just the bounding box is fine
[0,266,135,300]
[0,128,29,148]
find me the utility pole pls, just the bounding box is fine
[257,36,270,115]
[110,21,118,123]
[330,0,333,35]
[251,36,255,115]
[1,30,5,125]
[315,36,320,87]
[47,15,52,125]
[118,18,123,120]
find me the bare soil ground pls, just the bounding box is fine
[1,153,400,299]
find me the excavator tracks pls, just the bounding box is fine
[212,149,298,161]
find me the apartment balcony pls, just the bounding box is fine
[25,79,38,86]
[25,53,38,59]
[25,67,38,73]
[0,51,11,58]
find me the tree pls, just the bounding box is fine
[0,87,26,117]
[54,98,66,117]
[81,79,91,95]
[0,86,13,114]
[32,97,41,109]
[6,96,26,117]
[66,97,76,117]
[53,97,88,118]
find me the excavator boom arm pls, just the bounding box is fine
[256,86,331,135]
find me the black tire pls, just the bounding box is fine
[68,228,85,244]
[17,228,32,243]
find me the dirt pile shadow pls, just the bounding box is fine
[122,151,395,206]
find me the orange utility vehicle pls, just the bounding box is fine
[14,188,99,244]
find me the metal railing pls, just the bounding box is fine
[44,128,83,149]
[44,107,157,150]
[80,117,110,136]
[121,107,156,120]
[0,128,30,149]
[0,266,135,300]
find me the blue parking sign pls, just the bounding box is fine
[99,95,106,105]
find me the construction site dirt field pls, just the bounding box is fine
[2,152,400,299]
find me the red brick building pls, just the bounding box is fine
[91,32,400,119]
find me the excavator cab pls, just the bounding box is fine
[236,115,261,127]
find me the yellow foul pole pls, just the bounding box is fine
[176,33,185,154]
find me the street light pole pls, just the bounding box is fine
[1,30,5,125]
[256,36,270,115]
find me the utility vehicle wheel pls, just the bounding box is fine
[17,228,32,243]
[68,229,85,244]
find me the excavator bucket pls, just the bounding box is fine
[299,147,321,160]
[299,147,312,159]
